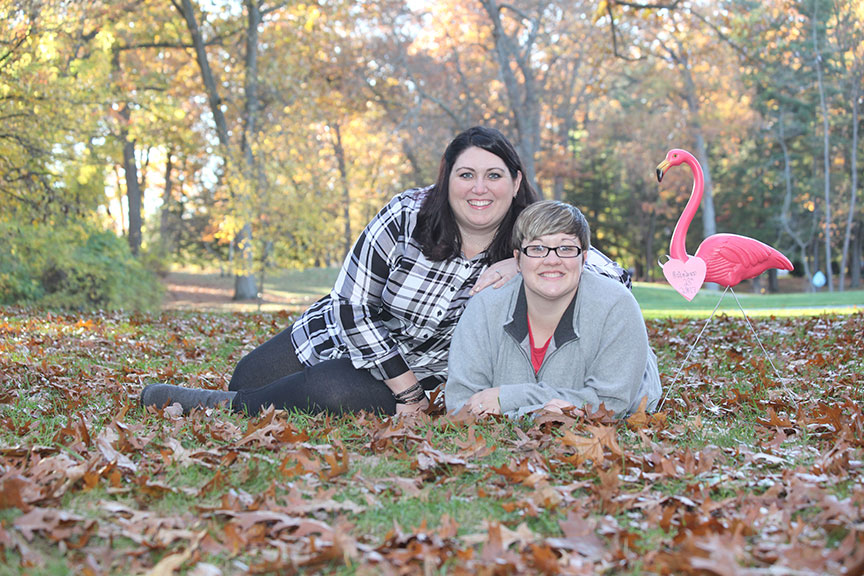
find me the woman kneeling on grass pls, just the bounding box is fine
[141,127,631,418]
[444,200,661,419]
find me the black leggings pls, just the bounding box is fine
[227,325,397,416]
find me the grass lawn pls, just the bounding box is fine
[633,281,864,318]
[165,266,864,318]
[2,268,860,574]
[263,267,864,318]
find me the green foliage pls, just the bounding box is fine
[0,0,861,286]
[0,222,162,310]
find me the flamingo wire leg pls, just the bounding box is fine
[657,287,729,412]
[729,288,797,399]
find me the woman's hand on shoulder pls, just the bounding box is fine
[470,258,518,295]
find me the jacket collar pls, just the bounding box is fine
[504,281,579,346]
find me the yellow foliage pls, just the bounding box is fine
[94,30,115,51]
[593,1,609,23]
[77,165,99,186]
[37,33,58,62]
[304,6,321,31]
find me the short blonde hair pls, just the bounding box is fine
[512,200,590,252]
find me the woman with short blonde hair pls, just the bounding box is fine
[445,200,661,418]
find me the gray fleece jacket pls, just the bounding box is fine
[444,269,661,418]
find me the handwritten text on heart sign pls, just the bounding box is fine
[662,257,707,301]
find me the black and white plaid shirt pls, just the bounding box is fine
[291,188,631,382]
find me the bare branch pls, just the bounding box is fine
[689,8,754,66]
[498,3,530,22]
[260,1,290,17]
[614,0,682,9]
[0,27,31,68]
[0,186,41,207]
[606,2,641,61]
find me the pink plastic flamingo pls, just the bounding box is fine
[656,149,794,300]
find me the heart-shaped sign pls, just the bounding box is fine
[662,256,707,301]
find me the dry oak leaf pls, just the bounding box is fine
[412,443,467,477]
[453,426,497,459]
[95,427,137,473]
[476,522,529,567]
[625,396,650,430]
[491,458,549,487]
[0,474,42,511]
[559,425,621,462]
[146,530,206,576]
[13,507,87,542]
[546,511,607,561]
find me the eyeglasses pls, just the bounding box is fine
[520,245,584,258]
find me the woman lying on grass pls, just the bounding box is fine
[444,200,661,419]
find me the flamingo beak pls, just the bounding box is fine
[656,160,670,183]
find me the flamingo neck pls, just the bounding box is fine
[669,153,704,261]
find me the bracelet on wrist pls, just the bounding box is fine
[393,382,426,404]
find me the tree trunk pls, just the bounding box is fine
[852,221,862,288]
[401,138,426,184]
[177,0,257,299]
[178,0,231,149]
[233,0,262,301]
[234,223,257,300]
[680,58,717,239]
[778,109,814,291]
[331,121,352,256]
[813,2,834,291]
[111,47,142,256]
[120,104,142,256]
[242,0,260,175]
[478,0,541,194]
[644,207,656,282]
[552,58,587,202]
[839,69,861,291]
[676,52,719,290]
[160,152,174,254]
[768,269,779,293]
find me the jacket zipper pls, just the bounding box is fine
[505,330,538,383]
[535,335,579,381]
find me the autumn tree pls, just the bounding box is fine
[172,0,260,300]
[0,0,162,308]
[833,0,863,289]
[0,0,110,222]
[3,0,862,307]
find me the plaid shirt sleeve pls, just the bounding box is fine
[329,191,418,379]
[585,248,632,290]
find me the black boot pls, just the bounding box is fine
[140,383,237,414]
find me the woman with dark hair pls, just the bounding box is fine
[142,127,630,417]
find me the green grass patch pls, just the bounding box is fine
[633,281,864,318]
[1,306,861,575]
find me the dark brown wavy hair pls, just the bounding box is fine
[414,126,539,263]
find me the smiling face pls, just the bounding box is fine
[516,232,584,303]
[448,146,522,242]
